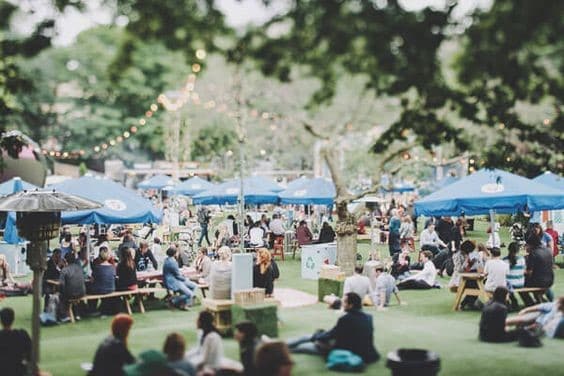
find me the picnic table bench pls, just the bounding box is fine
[67,287,166,323]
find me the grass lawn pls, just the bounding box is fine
[1,219,563,375]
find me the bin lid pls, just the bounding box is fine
[386,349,440,369]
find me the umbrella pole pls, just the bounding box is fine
[489,209,496,247]
[26,240,48,376]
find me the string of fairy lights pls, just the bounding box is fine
[40,49,555,169]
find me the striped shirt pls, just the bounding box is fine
[503,255,525,288]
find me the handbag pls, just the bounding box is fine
[326,349,365,372]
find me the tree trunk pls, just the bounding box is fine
[335,200,357,276]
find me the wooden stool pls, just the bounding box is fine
[272,236,284,261]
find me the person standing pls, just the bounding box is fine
[0,307,31,376]
[197,206,212,247]
[544,220,560,259]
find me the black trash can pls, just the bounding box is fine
[386,349,440,376]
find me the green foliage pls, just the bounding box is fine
[78,162,87,176]
[191,124,236,161]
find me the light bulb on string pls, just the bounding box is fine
[123,131,130,138]
[196,49,206,60]
[139,118,146,125]
[145,111,153,118]
[130,126,138,133]
[150,104,158,112]
[94,146,100,152]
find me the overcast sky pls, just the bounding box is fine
[10,0,492,46]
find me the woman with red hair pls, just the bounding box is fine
[90,314,135,376]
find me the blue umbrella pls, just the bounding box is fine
[278,177,336,206]
[246,175,284,192]
[165,176,215,196]
[192,178,279,205]
[2,178,35,243]
[285,176,310,191]
[51,176,161,224]
[138,174,177,190]
[415,168,564,217]
[533,171,564,191]
[0,177,38,196]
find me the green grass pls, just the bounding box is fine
[2,219,563,375]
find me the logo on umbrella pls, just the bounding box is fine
[104,199,127,211]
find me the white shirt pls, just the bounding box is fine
[249,227,264,246]
[420,229,441,246]
[343,274,372,300]
[484,258,509,292]
[269,218,286,235]
[408,260,437,286]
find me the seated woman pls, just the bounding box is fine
[163,247,198,310]
[186,311,242,373]
[253,248,278,298]
[390,247,411,281]
[234,321,260,376]
[318,222,336,243]
[89,247,117,315]
[208,246,232,300]
[397,251,437,290]
[90,314,135,376]
[193,247,212,281]
[116,248,138,291]
[248,221,265,248]
[255,342,294,376]
[0,255,30,296]
[163,333,196,376]
[504,242,526,309]
[214,223,231,251]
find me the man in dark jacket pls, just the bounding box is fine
[479,287,519,343]
[59,253,86,321]
[524,233,554,305]
[134,241,158,272]
[287,292,380,364]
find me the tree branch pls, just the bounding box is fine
[301,121,330,140]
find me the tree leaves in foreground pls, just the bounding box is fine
[238,0,563,176]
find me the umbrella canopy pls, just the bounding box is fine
[533,171,564,191]
[379,175,416,193]
[285,176,310,191]
[192,178,279,205]
[415,168,564,217]
[278,177,336,206]
[138,174,177,190]
[0,190,101,212]
[51,176,161,224]
[245,175,284,192]
[0,177,39,196]
[165,176,214,196]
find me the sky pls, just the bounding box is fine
[9,0,493,46]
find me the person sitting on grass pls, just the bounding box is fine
[186,311,243,373]
[90,314,135,376]
[255,342,294,376]
[163,332,196,376]
[506,296,564,339]
[343,265,372,303]
[397,251,437,290]
[234,321,260,376]
[479,287,519,343]
[287,292,380,364]
[0,307,31,376]
[163,247,198,311]
[483,247,509,293]
[370,264,402,311]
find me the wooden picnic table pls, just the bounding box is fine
[452,272,489,311]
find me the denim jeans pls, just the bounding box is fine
[173,279,198,307]
[198,223,211,246]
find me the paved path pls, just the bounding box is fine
[273,287,318,308]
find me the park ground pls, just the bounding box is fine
[2,219,563,375]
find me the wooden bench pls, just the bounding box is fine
[68,287,167,323]
[514,287,547,305]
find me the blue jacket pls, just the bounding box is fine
[163,256,185,291]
